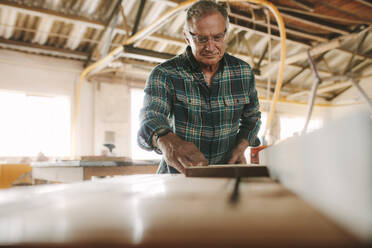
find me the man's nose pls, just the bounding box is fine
[204,38,215,50]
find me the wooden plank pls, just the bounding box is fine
[185,164,269,178]
[0,175,360,247]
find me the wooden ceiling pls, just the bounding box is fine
[0,0,371,104]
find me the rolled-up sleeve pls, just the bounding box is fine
[237,72,261,147]
[137,66,173,151]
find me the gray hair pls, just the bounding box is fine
[184,0,230,32]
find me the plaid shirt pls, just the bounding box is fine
[138,46,261,172]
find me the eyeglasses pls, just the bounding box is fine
[188,29,227,44]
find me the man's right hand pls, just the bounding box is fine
[157,132,208,174]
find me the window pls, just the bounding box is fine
[0,91,70,157]
[130,88,162,160]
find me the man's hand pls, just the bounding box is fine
[228,139,250,164]
[157,132,208,173]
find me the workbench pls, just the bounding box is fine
[31,159,158,183]
[0,174,360,248]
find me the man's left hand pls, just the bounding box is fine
[228,139,250,164]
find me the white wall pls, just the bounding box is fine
[93,82,131,157]
[0,49,94,156]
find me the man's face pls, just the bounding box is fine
[184,11,227,66]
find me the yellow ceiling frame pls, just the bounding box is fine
[71,0,286,155]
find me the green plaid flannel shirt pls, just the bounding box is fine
[138,46,261,173]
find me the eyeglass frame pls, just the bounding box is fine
[187,29,227,45]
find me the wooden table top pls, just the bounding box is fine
[31,159,159,167]
[0,175,359,248]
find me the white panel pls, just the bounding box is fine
[261,109,372,241]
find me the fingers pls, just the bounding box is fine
[188,153,208,166]
[179,152,208,167]
[159,135,209,173]
[178,156,192,168]
[167,159,185,174]
[228,156,237,164]
[165,150,207,174]
[228,154,247,164]
[176,142,208,167]
[173,163,185,174]
[240,156,247,164]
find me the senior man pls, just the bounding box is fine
[138,0,261,174]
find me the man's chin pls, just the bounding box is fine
[201,57,220,65]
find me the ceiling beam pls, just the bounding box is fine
[255,43,268,74]
[0,22,101,45]
[131,0,147,35]
[230,23,309,47]
[282,67,307,88]
[342,30,369,74]
[355,0,372,8]
[0,2,105,30]
[318,2,371,23]
[287,0,315,12]
[100,0,123,56]
[121,45,174,63]
[88,0,123,63]
[230,12,327,43]
[286,39,341,65]
[279,10,350,35]
[262,39,339,79]
[0,37,88,60]
[285,27,372,66]
[286,82,351,100]
[276,5,370,25]
[232,15,301,44]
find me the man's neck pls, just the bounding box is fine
[200,62,220,86]
[200,62,219,74]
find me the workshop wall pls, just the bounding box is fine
[93,81,131,157]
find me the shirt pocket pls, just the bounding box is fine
[223,94,250,123]
[174,93,201,124]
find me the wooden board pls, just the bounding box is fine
[0,175,360,247]
[58,156,132,162]
[185,164,269,177]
